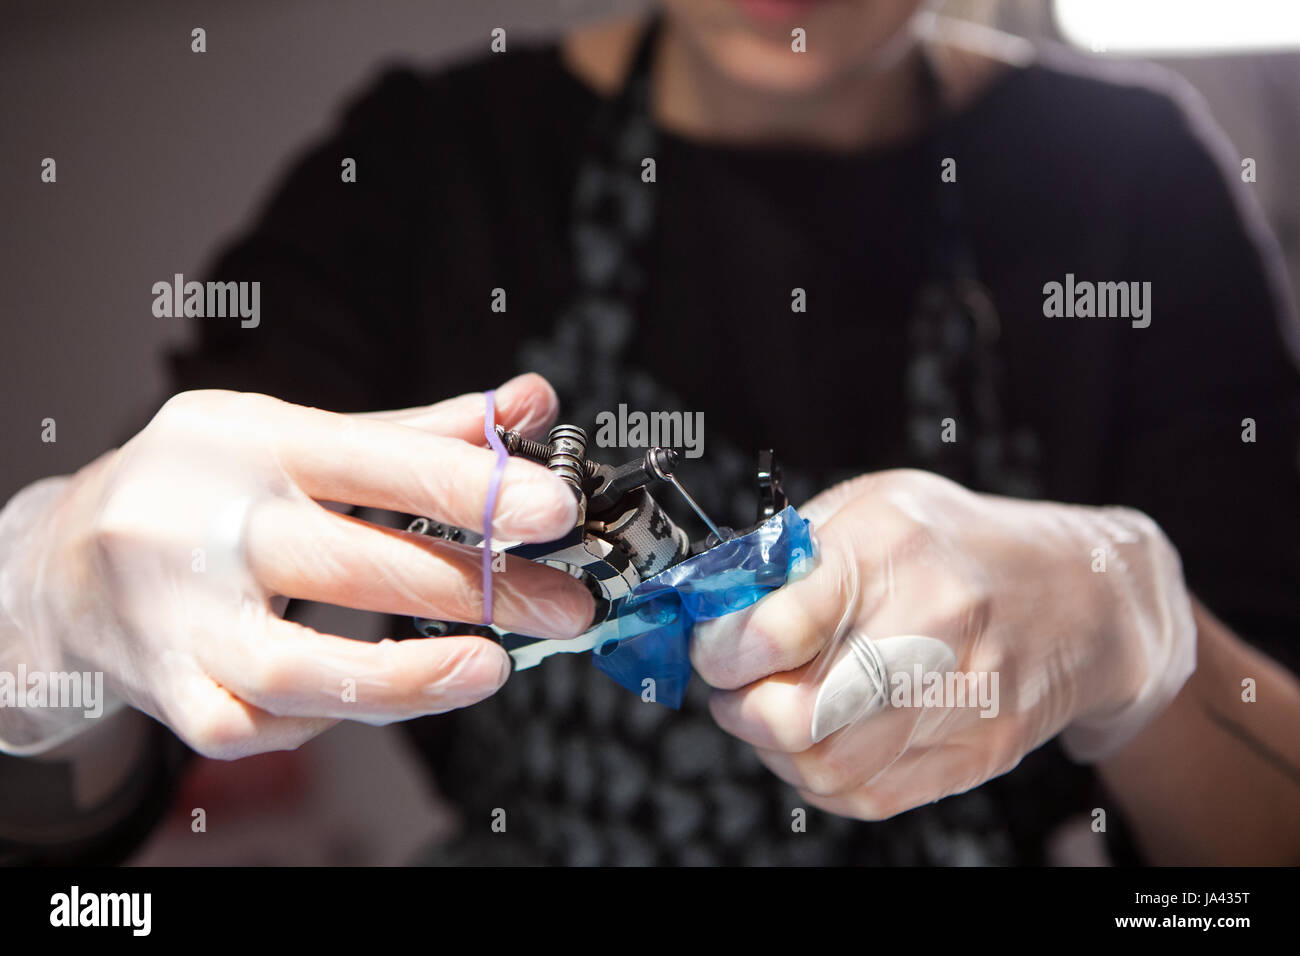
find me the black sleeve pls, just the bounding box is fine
[0,717,190,866]
[1109,77,1300,673]
[167,65,439,413]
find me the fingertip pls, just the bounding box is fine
[537,571,598,640]
[469,642,514,701]
[493,459,579,542]
[466,638,513,693]
[496,373,560,441]
[493,645,513,687]
[420,636,513,708]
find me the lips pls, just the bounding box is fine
[730,0,834,24]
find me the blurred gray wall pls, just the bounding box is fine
[0,0,643,498]
[3,0,1299,502]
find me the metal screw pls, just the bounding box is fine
[646,447,679,480]
[494,424,598,476]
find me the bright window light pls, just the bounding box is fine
[1054,0,1300,55]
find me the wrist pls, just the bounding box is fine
[0,453,124,754]
[1061,506,1197,761]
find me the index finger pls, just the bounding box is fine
[352,372,558,443]
[264,399,578,542]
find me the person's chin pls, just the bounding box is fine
[676,0,880,95]
[706,35,846,94]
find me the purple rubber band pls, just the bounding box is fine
[481,390,508,626]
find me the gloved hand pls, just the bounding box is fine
[691,469,1196,820]
[0,374,593,758]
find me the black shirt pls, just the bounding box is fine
[166,40,1300,864]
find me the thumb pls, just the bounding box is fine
[811,634,958,743]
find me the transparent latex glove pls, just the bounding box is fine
[691,469,1195,820]
[0,374,593,758]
